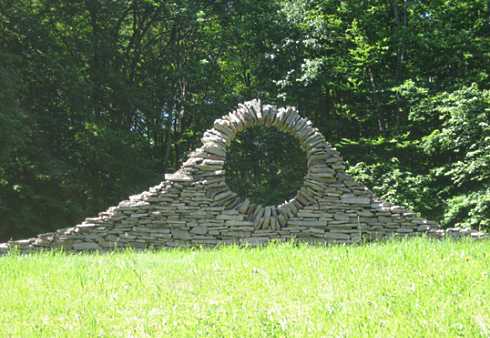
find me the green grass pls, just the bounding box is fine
[0,238,489,337]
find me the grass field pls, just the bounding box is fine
[0,238,489,337]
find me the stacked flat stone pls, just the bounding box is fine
[0,99,485,254]
[197,100,343,229]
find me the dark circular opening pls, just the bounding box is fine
[224,125,307,206]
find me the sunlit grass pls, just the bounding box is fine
[0,237,489,337]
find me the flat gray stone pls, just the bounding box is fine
[72,242,100,250]
[0,243,9,254]
[341,194,371,205]
[172,229,192,240]
[165,172,193,182]
[203,142,226,157]
[190,225,208,235]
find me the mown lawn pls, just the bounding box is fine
[0,238,489,337]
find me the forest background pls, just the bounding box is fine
[1,0,489,241]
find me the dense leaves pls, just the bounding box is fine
[224,126,306,206]
[1,0,489,240]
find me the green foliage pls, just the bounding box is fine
[444,191,490,230]
[0,239,489,336]
[419,85,490,187]
[224,126,306,206]
[346,158,438,219]
[416,85,490,230]
[343,84,490,230]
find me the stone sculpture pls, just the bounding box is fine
[4,99,481,254]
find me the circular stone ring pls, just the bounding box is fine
[189,100,337,230]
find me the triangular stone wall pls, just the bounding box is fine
[1,100,440,252]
